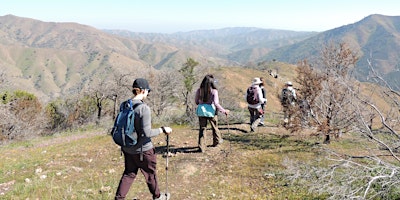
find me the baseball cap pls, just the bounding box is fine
[132,78,151,91]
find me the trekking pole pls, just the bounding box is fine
[165,133,169,199]
[226,114,232,156]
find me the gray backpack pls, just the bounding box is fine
[281,88,294,105]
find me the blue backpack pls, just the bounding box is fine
[111,99,142,147]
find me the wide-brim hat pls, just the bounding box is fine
[252,77,262,85]
[286,81,293,86]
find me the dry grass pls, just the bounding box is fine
[0,120,329,200]
[1,64,397,199]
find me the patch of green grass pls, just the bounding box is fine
[2,124,394,199]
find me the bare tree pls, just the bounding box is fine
[84,67,142,123]
[284,47,400,199]
[146,69,181,116]
[0,70,8,88]
[302,76,400,199]
[84,77,115,122]
[0,91,45,142]
[179,58,199,118]
[293,42,359,144]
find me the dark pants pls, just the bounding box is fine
[248,107,262,132]
[198,115,222,152]
[115,149,160,200]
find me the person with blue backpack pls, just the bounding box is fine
[114,78,172,200]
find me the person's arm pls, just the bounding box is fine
[292,89,297,100]
[140,105,161,138]
[212,90,227,114]
[262,88,267,103]
[258,87,266,103]
[262,87,266,98]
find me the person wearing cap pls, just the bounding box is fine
[195,74,230,153]
[246,77,266,132]
[115,78,171,200]
[281,81,297,125]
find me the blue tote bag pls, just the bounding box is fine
[196,104,216,117]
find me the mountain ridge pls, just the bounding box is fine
[0,14,399,101]
[262,14,400,85]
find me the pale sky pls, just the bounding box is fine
[1,0,399,33]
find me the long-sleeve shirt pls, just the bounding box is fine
[122,99,161,154]
[195,88,227,115]
[246,84,266,109]
[287,86,297,99]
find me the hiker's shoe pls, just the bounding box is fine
[283,118,289,123]
[196,148,205,153]
[154,193,170,200]
[258,123,265,127]
[212,139,224,147]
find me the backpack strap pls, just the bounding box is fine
[120,99,142,111]
[131,102,142,110]
[130,101,144,160]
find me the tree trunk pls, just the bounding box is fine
[323,134,330,144]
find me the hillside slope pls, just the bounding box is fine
[1,14,399,103]
[262,14,400,87]
[0,124,325,199]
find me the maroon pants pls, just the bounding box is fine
[115,148,160,200]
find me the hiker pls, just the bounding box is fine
[195,74,230,153]
[259,77,267,126]
[245,77,266,132]
[115,78,172,200]
[280,81,297,125]
[299,99,311,127]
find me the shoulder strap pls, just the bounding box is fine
[119,100,142,112]
[131,102,142,110]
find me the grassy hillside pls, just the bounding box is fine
[0,123,327,199]
[0,64,398,199]
[213,63,298,116]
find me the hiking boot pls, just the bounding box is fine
[196,147,205,153]
[212,139,224,147]
[154,193,170,200]
[283,118,289,123]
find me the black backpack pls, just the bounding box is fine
[111,99,142,147]
[281,88,294,105]
[246,85,260,105]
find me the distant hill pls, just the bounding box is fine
[262,14,400,87]
[104,27,317,66]
[0,15,149,101]
[0,14,399,102]
[0,15,315,101]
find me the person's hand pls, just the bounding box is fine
[225,109,230,115]
[160,127,172,135]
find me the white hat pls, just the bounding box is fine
[286,81,293,86]
[252,77,262,85]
